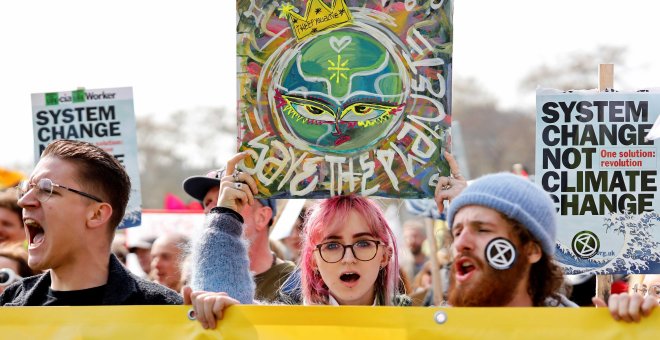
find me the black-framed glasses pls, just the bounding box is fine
[315,240,381,263]
[16,178,103,203]
[632,283,660,298]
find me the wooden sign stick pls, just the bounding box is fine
[595,63,614,303]
[425,218,443,306]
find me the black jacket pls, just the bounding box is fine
[0,255,183,306]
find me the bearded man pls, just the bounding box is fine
[444,173,569,306]
[440,172,657,320]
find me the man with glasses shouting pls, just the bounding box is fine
[0,139,182,306]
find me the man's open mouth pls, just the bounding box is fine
[25,218,45,248]
[456,258,476,276]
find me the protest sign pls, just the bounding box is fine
[124,209,204,246]
[237,0,453,198]
[647,114,660,140]
[536,88,660,274]
[31,87,142,228]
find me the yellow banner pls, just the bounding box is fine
[1,305,658,339]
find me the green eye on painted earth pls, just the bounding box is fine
[281,95,336,122]
[340,102,398,122]
[306,105,326,116]
[353,105,372,114]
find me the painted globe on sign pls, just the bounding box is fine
[271,28,407,155]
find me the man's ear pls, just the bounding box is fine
[254,206,273,232]
[87,202,113,230]
[525,242,542,264]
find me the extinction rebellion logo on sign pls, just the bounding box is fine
[571,230,600,259]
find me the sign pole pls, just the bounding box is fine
[425,218,443,306]
[595,63,614,303]
[598,64,614,91]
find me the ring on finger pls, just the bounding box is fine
[234,182,243,190]
[232,171,241,181]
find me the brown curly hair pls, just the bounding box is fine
[506,214,564,306]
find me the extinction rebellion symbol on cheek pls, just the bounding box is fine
[485,237,517,270]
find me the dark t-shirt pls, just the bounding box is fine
[0,255,182,306]
[44,285,107,306]
[254,261,296,303]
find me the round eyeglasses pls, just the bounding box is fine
[315,240,381,263]
[632,283,660,298]
[16,178,103,203]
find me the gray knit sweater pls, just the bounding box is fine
[190,207,255,304]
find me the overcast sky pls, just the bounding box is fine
[2,0,659,168]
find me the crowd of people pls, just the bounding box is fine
[0,139,657,331]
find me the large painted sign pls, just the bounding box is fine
[31,87,142,228]
[237,0,453,198]
[536,89,660,274]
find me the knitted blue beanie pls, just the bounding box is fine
[447,173,557,255]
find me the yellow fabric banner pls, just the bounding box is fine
[1,305,658,339]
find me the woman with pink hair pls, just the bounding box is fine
[184,153,410,329]
[298,195,406,306]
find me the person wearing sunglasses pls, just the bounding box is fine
[0,139,181,306]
